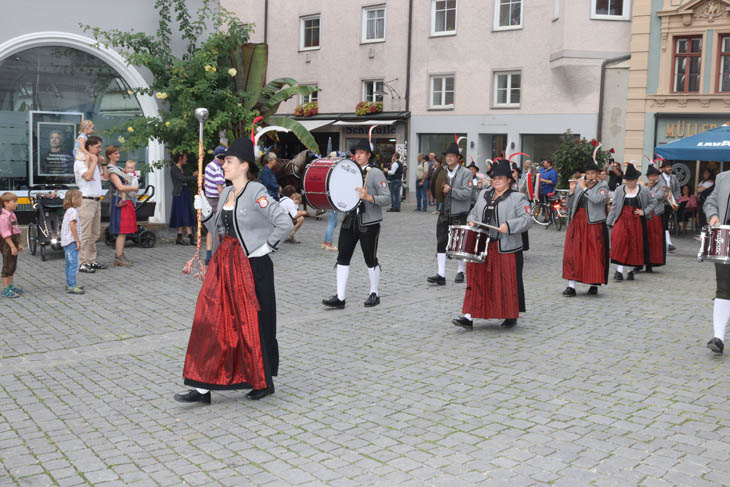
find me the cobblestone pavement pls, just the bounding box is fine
[1,201,727,486]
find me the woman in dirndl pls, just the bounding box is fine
[451,159,533,330]
[641,164,667,272]
[606,163,658,281]
[105,146,138,267]
[174,138,293,405]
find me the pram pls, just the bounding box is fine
[103,185,157,248]
[26,184,67,261]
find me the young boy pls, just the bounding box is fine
[279,185,307,244]
[117,160,139,207]
[0,192,23,298]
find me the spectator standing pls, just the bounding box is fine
[415,153,429,211]
[696,168,715,228]
[203,146,226,264]
[538,160,558,218]
[260,152,280,201]
[677,185,698,234]
[607,159,623,192]
[107,147,139,266]
[427,152,437,207]
[387,153,403,212]
[169,153,197,246]
[61,190,84,295]
[74,135,108,274]
[322,210,338,250]
[0,192,23,298]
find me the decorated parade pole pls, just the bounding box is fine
[182,107,209,280]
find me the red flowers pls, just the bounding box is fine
[609,148,615,153]
[590,139,599,147]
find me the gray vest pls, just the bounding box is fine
[646,179,667,216]
[607,184,658,227]
[443,165,472,216]
[468,188,533,253]
[359,166,390,226]
[567,180,609,223]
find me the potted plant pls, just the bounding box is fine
[294,101,318,117]
[551,131,612,188]
[355,101,383,116]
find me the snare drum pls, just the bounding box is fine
[446,225,490,263]
[698,225,730,263]
[303,158,364,212]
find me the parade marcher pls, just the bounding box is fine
[606,163,658,281]
[452,160,533,329]
[660,160,681,252]
[427,142,472,285]
[640,164,667,272]
[174,138,293,404]
[468,162,481,207]
[704,169,730,353]
[322,139,390,309]
[561,160,609,296]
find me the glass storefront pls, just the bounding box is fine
[0,46,148,191]
[418,133,467,158]
[520,134,566,163]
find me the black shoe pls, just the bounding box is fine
[322,295,346,309]
[176,237,188,246]
[562,287,576,297]
[633,266,643,273]
[364,293,380,307]
[587,286,598,295]
[387,209,395,212]
[188,234,196,246]
[500,319,517,328]
[627,271,635,281]
[90,262,107,270]
[645,265,653,273]
[79,263,96,273]
[454,272,465,283]
[173,390,211,404]
[668,244,676,252]
[451,316,473,329]
[427,274,446,285]
[614,271,623,281]
[246,386,274,400]
[707,338,724,354]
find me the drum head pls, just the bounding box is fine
[328,159,363,212]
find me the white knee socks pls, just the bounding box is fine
[568,280,576,289]
[196,388,209,394]
[336,264,350,301]
[665,230,673,246]
[457,259,466,275]
[616,265,624,274]
[368,266,380,295]
[437,253,446,277]
[464,313,472,320]
[713,298,730,341]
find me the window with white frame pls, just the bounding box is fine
[300,86,318,104]
[494,71,521,107]
[363,80,385,102]
[430,75,455,109]
[432,0,457,36]
[494,0,523,30]
[362,5,386,42]
[591,0,631,20]
[300,15,320,50]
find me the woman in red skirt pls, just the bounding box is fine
[640,164,667,272]
[452,160,533,330]
[606,163,658,281]
[174,138,293,405]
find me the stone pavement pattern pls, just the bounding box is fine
[1,202,728,486]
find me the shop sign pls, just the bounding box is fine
[656,117,730,145]
[344,125,396,135]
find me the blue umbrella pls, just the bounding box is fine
[655,124,730,162]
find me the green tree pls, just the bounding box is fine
[551,131,612,188]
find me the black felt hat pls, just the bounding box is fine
[511,162,522,176]
[467,162,478,170]
[223,138,259,175]
[623,163,641,180]
[443,142,461,156]
[646,164,660,176]
[584,160,600,172]
[660,159,672,168]
[492,160,514,181]
[351,139,373,154]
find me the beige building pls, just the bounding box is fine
[625,0,730,188]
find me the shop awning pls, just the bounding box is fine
[655,124,730,162]
[333,120,397,126]
[295,119,336,131]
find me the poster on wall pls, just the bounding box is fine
[30,111,83,186]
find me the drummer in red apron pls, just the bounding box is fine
[704,170,730,353]
[606,163,658,282]
[322,139,390,309]
[427,142,473,285]
[639,163,667,273]
[452,160,533,330]
[561,159,610,296]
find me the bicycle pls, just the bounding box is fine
[530,190,568,231]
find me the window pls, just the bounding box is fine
[673,36,702,93]
[494,0,522,30]
[494,71,521,107]
[430,75,455,109]
[362,5,386,43]
[363,80,384,102]
[432,0,457,36]
[300,15,320,50]
[718,35,730,93]
[591,0,631,20]
[300,86,318,104]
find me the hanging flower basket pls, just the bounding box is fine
[355,101,383,116]
[294,101,318,117]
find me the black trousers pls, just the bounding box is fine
[661,205,672,231]
[337,216,380,267]
[436,213,467,253]
[716,263,730,300]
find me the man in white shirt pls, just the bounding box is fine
[279,185,307,244]
[73,135,108,273]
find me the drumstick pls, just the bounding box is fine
[468,220,501,232]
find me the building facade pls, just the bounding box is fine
[625,0,730,189]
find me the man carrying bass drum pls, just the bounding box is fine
[704,171,730,354]
[322,139,390,309]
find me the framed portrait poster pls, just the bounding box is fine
[29,111,83,186]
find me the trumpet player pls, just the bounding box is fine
[561,161,610,297]
[660,160,681,252]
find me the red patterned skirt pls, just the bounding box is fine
[610,205,647,267]
[463,241,525,320]
[562,208,609,285]
[182,236,276,390]
[646,212,666,267]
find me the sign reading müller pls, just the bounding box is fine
[656,117,730,145]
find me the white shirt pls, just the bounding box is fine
[74,160,102,197]
[279,196,299,218]
[662,173,671,185]
[60,207,80,247]
[388,162,400,175]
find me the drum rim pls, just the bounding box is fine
[446,250,486,263]
[449,224,488,234]
[303,158,362,212]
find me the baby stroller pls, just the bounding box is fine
[104,185,157,248]
[26,184,67,261]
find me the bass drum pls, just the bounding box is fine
[303,158,364,212]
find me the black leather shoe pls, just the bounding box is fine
[627,271,635,281]
[322,295,346,309]
[173,390,211,404]
[451,316,473,329]
[645,265,653,273]
[587,286,598,295]
[90,262,107,270]
[78,263,96,273]
[176,238,188,246]
[633,266,643,273]
[668,244,676,252]
[427,274,446,285]
[454,272,465,283]
[562,287,576,297]
[500,319,517,328]
[364,293,380,307]
[246,386,274,400]
[707,338,724,354]
[614,271,623,281]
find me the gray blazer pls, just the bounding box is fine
[606,184,658,227]
[704,170,730,224]
[444,165,473,216]
[661,173,681,201]
[468,188,533,253]
[567,180,609,223]
[360,166,391,226]
[646,179,667,216]
[171,164,195,197]
[203,182,293,256]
